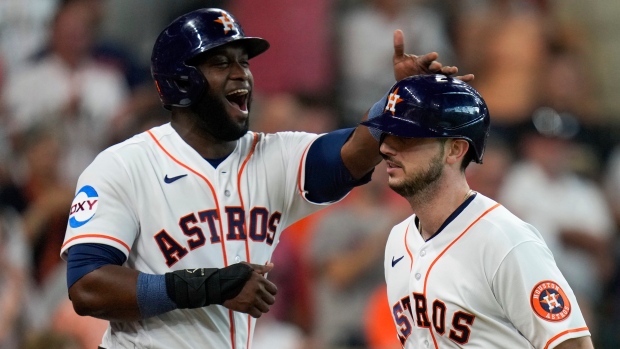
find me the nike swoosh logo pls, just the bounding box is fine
[164,174,187,184]
[392,255,404,267]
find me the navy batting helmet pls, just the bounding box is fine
[151,8,270,109]
[361,74,490,163]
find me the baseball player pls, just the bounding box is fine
[361,74,593,349]
[60,8,468,349]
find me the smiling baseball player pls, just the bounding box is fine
[59,8,468,349]
[362,75,593,349]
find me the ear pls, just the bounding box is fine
[445,139,469,165]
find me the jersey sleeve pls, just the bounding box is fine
[60,150,139,260]
[265,131,332,230]
[492,240,590,349]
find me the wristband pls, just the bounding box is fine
[136,273,177,318]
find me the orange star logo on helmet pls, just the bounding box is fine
[215,12,236,33]
[385,87,404,115]
[530,280,571,322]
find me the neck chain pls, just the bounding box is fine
[463,189,474,202]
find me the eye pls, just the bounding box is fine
[214,60,230,68]
[205,55,230,68]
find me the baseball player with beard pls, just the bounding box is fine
[362,74,593,349]
[59,8,469,349]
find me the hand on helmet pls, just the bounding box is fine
[392,30,474,83]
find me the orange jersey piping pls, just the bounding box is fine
[147,130,236,348]
[544,327,590,349]
[424,203,501,348]
[61,234,131,254]
[237,132,259,349]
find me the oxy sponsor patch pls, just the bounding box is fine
[69,185,99,228]
[530,280,571,322]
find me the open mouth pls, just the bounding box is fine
[226,89,249,112]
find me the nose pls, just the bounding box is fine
[379,135,395,156]
[229,61,250,80]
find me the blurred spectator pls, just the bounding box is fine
[532,48,606,181]
[336,0,455,127]
[252,314,307,349]
[14,126,73,286]
[466,135,514,200]
[0,207,30,349]
[227,0,333,96]
[19,330,81,349]
[548,0,620,122]
[50,298,108,349]
[602,144,620,347]
[539,49,599,126]
[363,284,400,349]
[251,92,339,136]
[604,146,620,232]
[0,0,59,76]
[2,0,130,185]
[309,162,407,349]
[498,112,616,338]
[454,0,550,137]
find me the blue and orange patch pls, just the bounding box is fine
[530,280,571,322]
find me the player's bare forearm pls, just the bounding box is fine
[554,336,594,349]
[69,265,142,322]
[341,116,383,179]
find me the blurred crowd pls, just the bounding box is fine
[1,0,620,348]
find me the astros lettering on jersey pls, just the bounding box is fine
[384,193,590,349]
[61,123,332,349]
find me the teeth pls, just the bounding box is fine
[227,89,248,96]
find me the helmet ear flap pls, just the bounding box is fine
[179,65,207,107]
[154,65,206,110]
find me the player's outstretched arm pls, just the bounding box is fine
[554,336,594,349]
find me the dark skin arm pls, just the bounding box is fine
[555,336,594,349]
[69,262,277,321]
[342,30,475,179]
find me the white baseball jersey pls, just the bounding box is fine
[384,193,590,349]
[61,123,335,349]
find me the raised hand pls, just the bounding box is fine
[392,29,474,82]
[222,263,277,318]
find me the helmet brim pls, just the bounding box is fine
[236,37,270,59]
